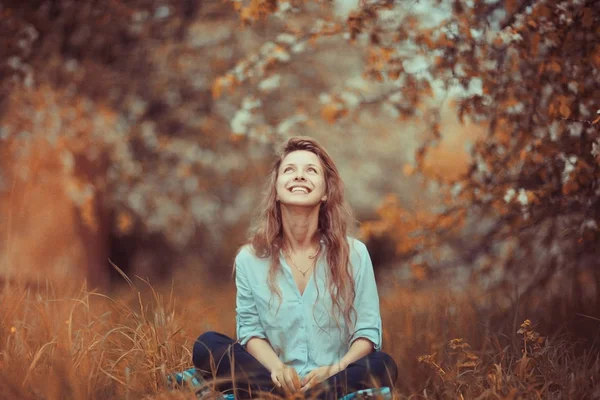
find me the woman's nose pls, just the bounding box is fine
[294,171,306,181]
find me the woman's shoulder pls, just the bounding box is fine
[346,236,372,272]
[234,244,271,278]
[235,244,257,263]
[347,236,368,255]
[235,244,272,265]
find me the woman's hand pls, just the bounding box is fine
[300,364,342,392]
[271,365,302,393]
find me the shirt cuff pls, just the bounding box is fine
[237,330,268,346]
[351,327,382,351]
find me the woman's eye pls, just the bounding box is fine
[308,167,317,173]
[284,167,293,172]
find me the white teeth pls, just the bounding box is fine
[291,187,308,193]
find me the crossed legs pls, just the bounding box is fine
[192,331,398,399]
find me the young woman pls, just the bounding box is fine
[192,137,397,399]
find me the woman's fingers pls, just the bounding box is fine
[301,370,318,392]
[301,370,314,386]
[290,369,302,390]
[271,372,281,388]
[272,366,302,393]
[282,369,297,392]
[301,376,317,392]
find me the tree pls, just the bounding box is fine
[221,0,600,311]
[0,0,273,286]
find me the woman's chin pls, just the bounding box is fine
[280,199,320,208]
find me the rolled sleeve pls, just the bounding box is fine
[350,241,383,351]
[235,254,267,346]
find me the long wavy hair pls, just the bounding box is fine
[246,136,357,331]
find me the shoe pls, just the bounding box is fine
[338,387,392,400]
[167,368,226,399]
[167,368,204,389]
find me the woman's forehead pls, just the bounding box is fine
[281,150,322,166]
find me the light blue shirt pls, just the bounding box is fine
[235,237,382,378]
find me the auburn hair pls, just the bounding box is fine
[246,136,357,331]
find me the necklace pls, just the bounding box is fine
[285,245,321,277]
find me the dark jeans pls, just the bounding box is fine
[192,331,398,400]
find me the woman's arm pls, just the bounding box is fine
[245,337,285,372]
[300,338,374,391]
[348,241,383,350]
[235,251,269,346]
[301,241,382,391]
[235,250,301,392]
[247,338,301,391]
[338,337,374,370]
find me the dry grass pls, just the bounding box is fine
[1,276,598,400]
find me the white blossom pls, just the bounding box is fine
[234,60,248,76]
[388,92,403,103]
[470,28,482,39]
[517,188,528,206]
[231,109,252,134]
[276,33,296,44]
[319,93,332,104]
[132,10,149,22]
[467,78,483,96]
[561,154,577,183]
[258,74,281,92]
[65,59,79,72]
[592,140,600,157]
[128,190,147,215]
[276,114,307,136]
[260,41,277,56]
[141,122,159,150]
[497,29,523,44]
[568,122,583,137]
[154,5,170,19]
[272,47,290,62]
[582,219,598,231]
[451,183,463,198]
[241,96,262,110]
[291,42,306,54]
[339,91,361,109]
[277,1,292,13]
[504,188,516,203]
[60,151,74,173]
[7,56,21,69]
[549,120,560,141]
[381,102,399,118]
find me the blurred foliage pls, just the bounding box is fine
[221,0,600,314]
[0,0,599,322]
[0,0,276,284]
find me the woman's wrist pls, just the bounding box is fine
[269,360,286,373]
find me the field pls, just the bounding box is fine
[1,272,597,400]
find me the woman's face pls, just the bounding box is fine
[276,150,327,207]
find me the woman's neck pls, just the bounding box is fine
[280,205,321,252]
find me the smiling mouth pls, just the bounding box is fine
[289,186,310,194]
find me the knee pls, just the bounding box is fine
[192,331,222,365]
[196,331,221,347]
